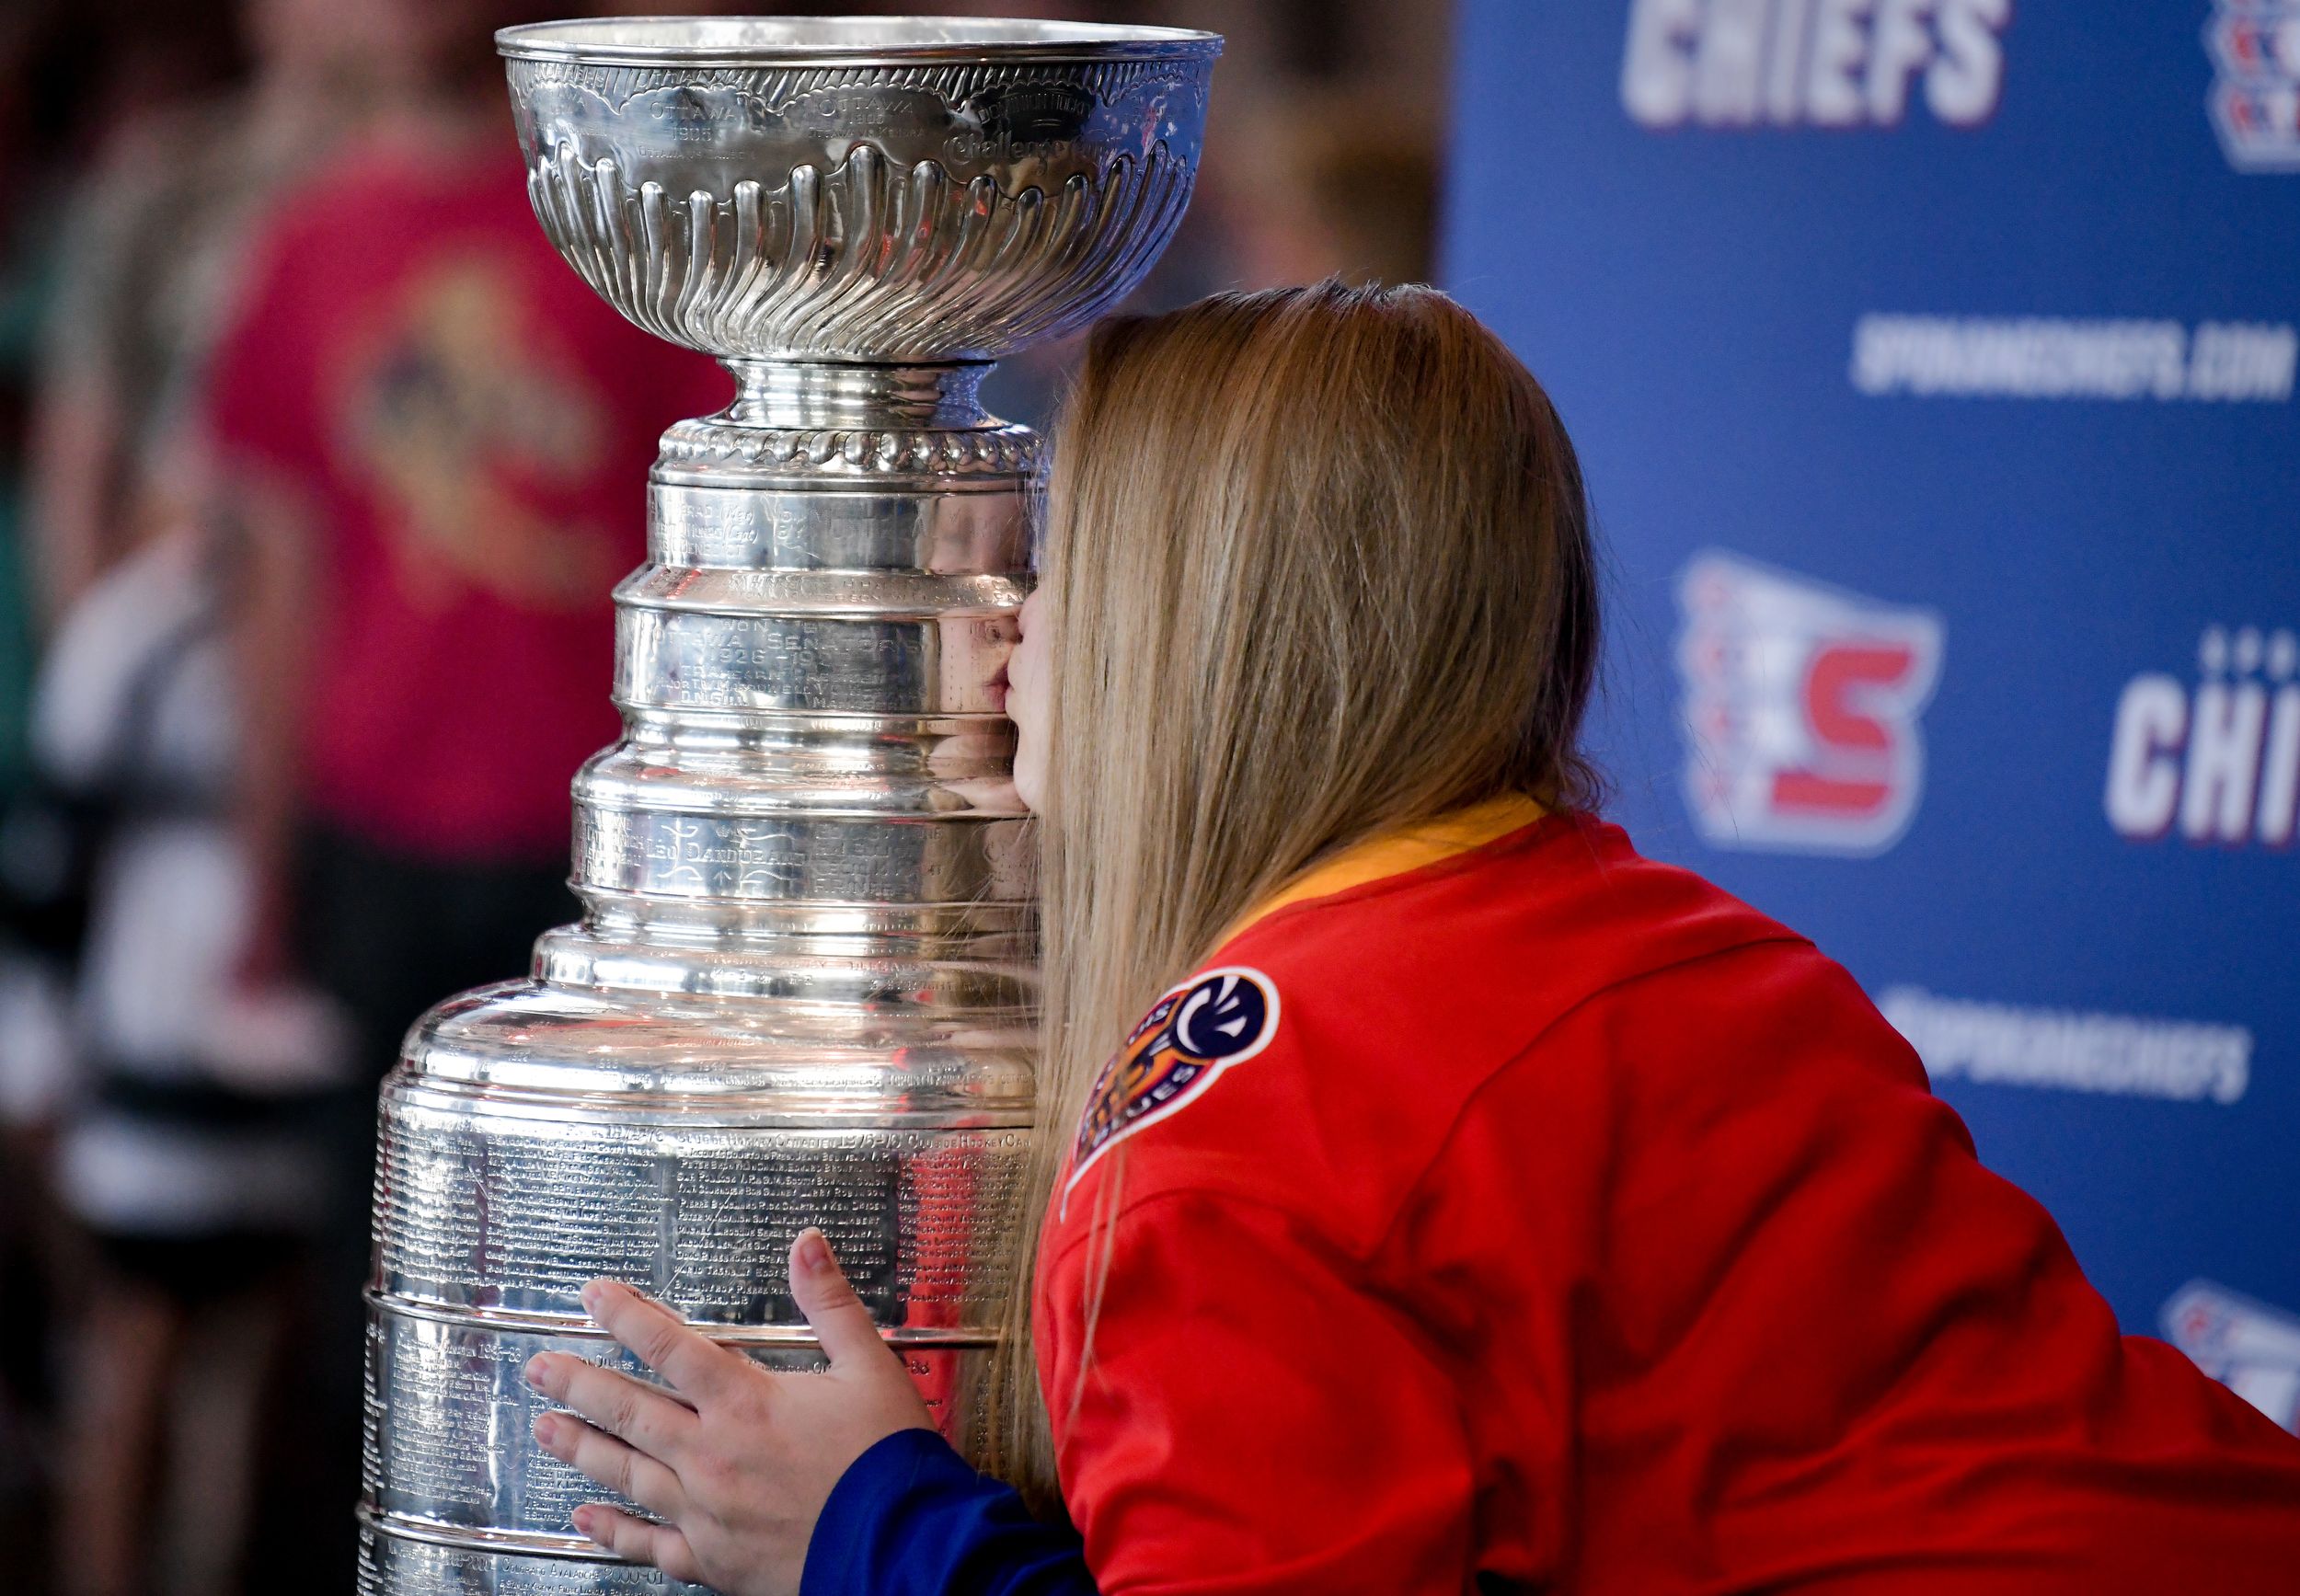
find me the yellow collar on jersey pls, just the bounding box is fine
[1216,792,1547,950]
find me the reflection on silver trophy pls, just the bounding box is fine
[357,17,1217,1593]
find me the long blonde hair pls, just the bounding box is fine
[983,281,1600,1503]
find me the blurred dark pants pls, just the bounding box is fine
[245,827,573,1593]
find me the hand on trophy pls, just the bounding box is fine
[522,1230,934,1596]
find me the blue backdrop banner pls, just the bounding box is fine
[1443,0,2300,1428]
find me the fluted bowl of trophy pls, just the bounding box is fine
[357,17,1216,1595]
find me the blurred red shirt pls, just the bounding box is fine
[205,129,723,859]
[1038,798,2300,1593]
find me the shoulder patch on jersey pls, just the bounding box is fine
[1064,967,1282,1202]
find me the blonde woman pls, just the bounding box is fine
[520,284,2300,1595]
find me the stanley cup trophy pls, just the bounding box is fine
[357,17,1217,1593]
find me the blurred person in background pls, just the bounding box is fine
[0,8,90,1576]
[24,0,351,625]
[196,0,721,1577]
[14,2,378,1592]
[970,4,1443,428]
[1,2,255,1589]
[1211,83,1440,292]
[29,440,347,1596]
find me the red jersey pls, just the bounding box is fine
[1034,798,2300,1593]
[204,131,724,858]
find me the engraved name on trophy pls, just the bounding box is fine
[357,18,1217,1593]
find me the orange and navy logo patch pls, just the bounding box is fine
[1065,967,1281,1200]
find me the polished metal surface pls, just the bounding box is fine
[500,17,1218,362]
[360,17,1215,1593]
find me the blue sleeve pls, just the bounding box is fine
[799,1428,1099,1596]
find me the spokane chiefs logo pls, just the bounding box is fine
[1066,968,1281,1198]
[2208,0,2300,172]
[2162,1280,2300,1435]
[1679,552,1943,855]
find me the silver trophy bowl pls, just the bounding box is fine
[358,17,1216,1594]
[505,16,1211,362]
